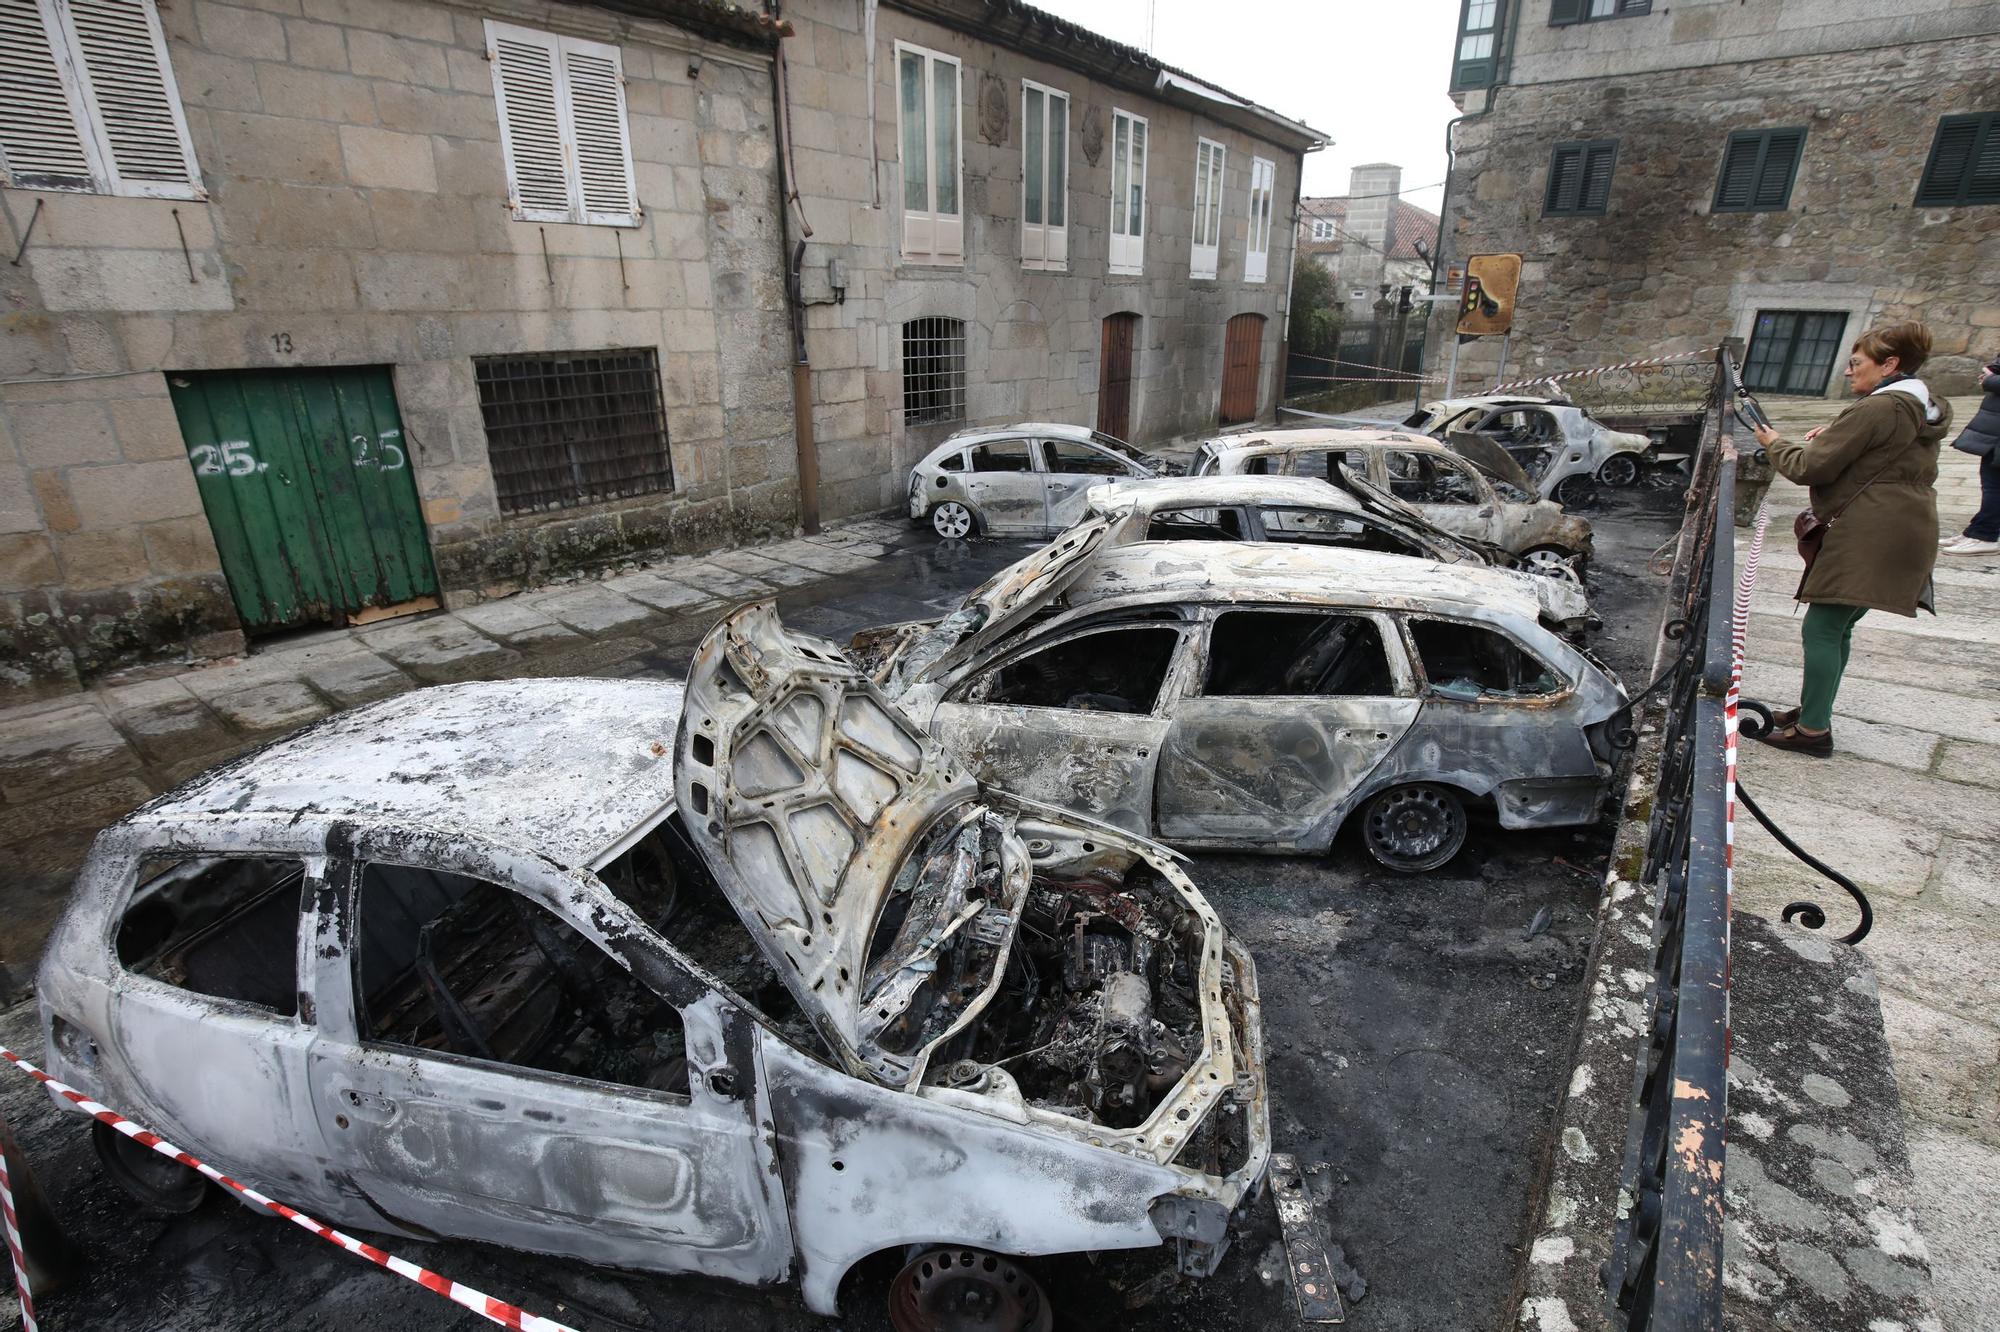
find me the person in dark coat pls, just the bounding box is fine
[1939,354,2000,556]
[1749,322,1953,756]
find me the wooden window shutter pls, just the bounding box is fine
[488,23,574,221]
[1580,142,1615,211]
[1544,145,1581,213]
[1916,114,2000,208]
[563,39,636,226]
[1751,129,1802,208]
[0,0,97,189]
[1548,0,1586,25]
[1714,135,1760,210]
[62,0,200,195]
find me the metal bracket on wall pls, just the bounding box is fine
[9,198,44,267]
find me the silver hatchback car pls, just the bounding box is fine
[907,422,1164,539]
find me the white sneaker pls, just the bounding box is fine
[1941,538,2000,556]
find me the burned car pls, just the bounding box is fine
[1191,426,1593,576]
[1080,474,1597,636]
[907,422,1164,539]
[860,535,1627,871]
[36,660,1268,1321]
[1401,395,1653,506]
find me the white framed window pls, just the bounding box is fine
[1109,108,1148,275]
[0,0,202,199]
[485,20,638,228]
[1310,217,1337,241]
[1020,79,1068,270]
[1189,137,1226,279]
[895,41,962,264]
[1244,156,1275,284]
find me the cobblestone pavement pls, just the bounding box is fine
[0,516,1030,997]
[1734,394,1999,1332]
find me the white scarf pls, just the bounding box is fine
[1873,376,1943,424]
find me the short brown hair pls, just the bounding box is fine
[1852,321,1931,374]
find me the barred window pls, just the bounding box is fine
[473,349,673,515]
[902,318,966,425]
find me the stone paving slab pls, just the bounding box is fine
[0,704,137,803]
[524,584,658,636]
[452,597,582,646]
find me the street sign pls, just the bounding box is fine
[1456,253,1522,337]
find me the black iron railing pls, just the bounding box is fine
[1603,349,1735,1331]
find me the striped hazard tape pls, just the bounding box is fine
[1,1138,37,1332]
[0,1046,579,1332]
[1486,347,1719,396]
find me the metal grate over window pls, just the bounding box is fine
[473,348,674,515]
[902,317,966,425]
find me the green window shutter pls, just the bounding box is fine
[1715,128,1805,212]
[1752,129,1804,208]
[1549,0,1585,24]
[1580,142,1616,211]
[1714,135,1760,210]
[1916,114,1999,207]
[1545,139,1614,215]
[1545,145,1582,213]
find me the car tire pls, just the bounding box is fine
[1551,474,1598,510]
[1596,453,1642,488]
[91,1119,210,1214]
[930,501,976,540]
[1361,784,1469,873]
[1520,544,1583,581]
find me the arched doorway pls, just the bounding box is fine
[1097,312,1140,441]
[1220,313,1266,425]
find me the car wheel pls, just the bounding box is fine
[91,1119,209,1214]
[1596,453,1642,488]
[888,1247,1054,1332]
[1521,544,1583,581]
[931,501,975,540]
[1362,784,1469,873]
[1551,474,1598,509]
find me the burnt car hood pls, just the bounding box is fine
[890,514,1116,688]
[676,601,1032,1090]
[1324,458,1497,563]
[1442,429,1538,495]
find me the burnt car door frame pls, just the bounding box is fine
[1039,437,1144,533]
[303,823,797,1281]
[1152,605,1423,851]
[961,437,1048,534]
[927,613,1195,836]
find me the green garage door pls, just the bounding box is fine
[168,367,438,634]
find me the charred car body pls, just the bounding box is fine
[36,655,1268,1319]
[906,422,1165,539]
[1078,475,1596,634]
[859,534,1628,871]
[1189,427,1594,577]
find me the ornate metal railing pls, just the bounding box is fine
[1602,349,1736,1331]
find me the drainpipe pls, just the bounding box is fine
[768,4,820,532]
[1275,150,1308,420]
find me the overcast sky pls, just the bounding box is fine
[1029,0,1463,215]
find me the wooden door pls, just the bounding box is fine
[1220,313,1265,425]
[168,367,438,634]
[1097,312,1139,441]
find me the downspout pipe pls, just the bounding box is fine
[767,4,820,532]
[1275,152,1309,419]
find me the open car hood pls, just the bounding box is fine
[891,514,1116,689]
[676,602,1032,1090]
[1443,429,1538,495]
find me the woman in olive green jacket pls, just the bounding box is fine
[1750,322,1953,756]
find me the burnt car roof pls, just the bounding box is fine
[1205,427,1459,457]
[1085,475,1370,514]
[130,679,684,868]
[1061,541,1546,618]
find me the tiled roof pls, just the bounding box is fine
[1298,195,1438,260]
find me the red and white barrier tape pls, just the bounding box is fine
[1,1145,36,1332]
[1726,494,1771,964]
[1487,347,1719,396]
[0,1046,579,1332]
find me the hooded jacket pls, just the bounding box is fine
[1950,360,2000,457]
[1767,378,1954,616]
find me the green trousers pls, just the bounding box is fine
[1799,603,1867,731]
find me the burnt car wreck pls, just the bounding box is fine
[37,622,1269,1325]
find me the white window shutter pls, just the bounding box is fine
[60,0,201,197]
[561,37,636,227]
[0,0,97,189]
[487,21,573,222]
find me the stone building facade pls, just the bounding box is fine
[1430,0,2000,394]
[1297,164,1437,316]
[0,0,1319,701]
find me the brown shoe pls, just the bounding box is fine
[1759,705,1800,732]
[1756,724,1832,756]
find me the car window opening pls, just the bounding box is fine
[1206,612,1394,697]
[117,857,304,1016]
[1410,619,1561,699]
[938,451,966,472]
[1259,508,1426,557]
[1385,452,1481,505]
[968,625,1178,713]
[1146,507,1244,541]
[970,442,1034,473]
[1042,441,1126,475]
